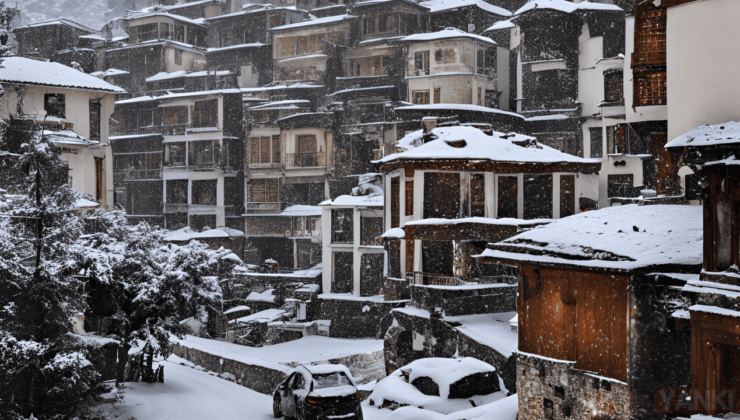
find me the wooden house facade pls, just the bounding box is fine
[479,204,703,420]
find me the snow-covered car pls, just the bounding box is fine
[273,364,363,420]
[366,358,504,415]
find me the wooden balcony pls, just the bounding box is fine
[407,271,466,287]
[631,50,666,68]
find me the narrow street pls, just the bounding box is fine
[107,356,275,420]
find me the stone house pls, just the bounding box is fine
[14,19,97,65]
[0,57,125,210]
[478,204,703,420]
[110,88,244,230]
[400,28,497,107]
[419,0,515,35]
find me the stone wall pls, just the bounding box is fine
[410,284,517,316]
[384,310,517,393]
[172,343,288,395]
[318,297,408,339]
[517,352,631,420]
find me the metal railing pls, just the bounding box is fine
[245,202,282,213]
[286,152,325,168]
[331,231,353,244]
[163,203,188,214]
[407,271,466,287]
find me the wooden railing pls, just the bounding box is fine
[407,272,466,287]
[285,152,326,168]
[631,50,666,68]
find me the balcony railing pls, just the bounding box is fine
[286,152,326,168]
[631,50,666,67]
[407,272,466,287]
[331,231,353,244]
[163,123,188,136]
[246,202,282,213]
[120,169,162,180]
[164,203,188,214]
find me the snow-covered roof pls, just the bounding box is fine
[223,305,251,315]
[44,129,99,146]
[240,83,324,93]
[140,0,220,12]
[665,121,740,149]
[246,289,278,302]
[420,0,511,16]
[381,227,405,239]
[479,204,703,271]
[231,308,285,324]
[90,68,130,78]
[115,88,241,105]
[164,226,244,242]
[207,42,267,52]
[395,103,524,119]
[0,57,125,93]
[400,27,496,45]
[323,194,384,207]
[243,204,322,217]
[106,39,204,54]
[124,12,206,26]
[690,305,740,319]
[145,70,233,82]
[76,198,101,209]
[271,14,357,31]
[376,125,596,166]
[484,19,516,32]
[514,0,623,16]
[18,18,96,32]
[405,216,553,227]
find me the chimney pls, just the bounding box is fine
[422,116,438,134]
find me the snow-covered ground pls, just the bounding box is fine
[106,355,275,420]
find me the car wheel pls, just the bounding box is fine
[273,395,282,418]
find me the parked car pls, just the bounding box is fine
[273,364,363,420]
[366,358,503,415]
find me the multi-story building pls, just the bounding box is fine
[14,19,98,72]
[110,88,244,229]
[0,57,125,210]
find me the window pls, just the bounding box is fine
[115,152,162,172]
[537,132,577,156]
[332,252,353,293]
[391,177,400,228]
[634,70,666,106]
[44,93,66,118]
[604,73,623,104]
[361,217,383,246]
[497,176,517,219]
[164,106,188,126]
[434,49,455,63]
[192,99,218,128]
[95,157,104,201]
[478,87,482,106]
[188,140,220,168]
[424,172,460,219]
[249,136,280,164]
[378,14,392,32]
[364,16,375,35]
[412,90,430,105]
[406,239,414,272]
[159,22,170,39]
[560,175,575,218]
[635,8,666,53]
[175,49,182,65]
[332,208,354,244]
[434,88,441,104]
[589,127,603,159]
[608,174,637,198]
[360,254,383,296]
[268,15,278,28]
[606,125,626,154]
[164,142,186,167]
[470,173,485,217]
[414,51,429,75]
[89,100,101,141]
[523,174,553,220]
[166,179,188,204]
[405,181,413,216]
[422,241,453,276]
[191,179,217,205]
[174,24,184,42]
[249,178,279,203]
[476,49,486,74]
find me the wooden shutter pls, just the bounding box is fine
[560,175,575,218]
[272,135,281,163]
[405,181,414,216]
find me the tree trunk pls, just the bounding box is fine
[116,343,130,385]
[145,345,154,383]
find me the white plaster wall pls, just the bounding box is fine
[666,0,740,140]
[578,35,604,118]
[497,46,510,111]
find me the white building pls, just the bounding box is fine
[0,57,125,210]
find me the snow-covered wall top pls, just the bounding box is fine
[480,204,703,271]
[665,121,740,149]
[0,57,125,93]
[400,27,496,45]
[377,125,597,165]
[419,0,512,16]
[513,0,623,16]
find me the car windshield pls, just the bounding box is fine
[312,372,353,389]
